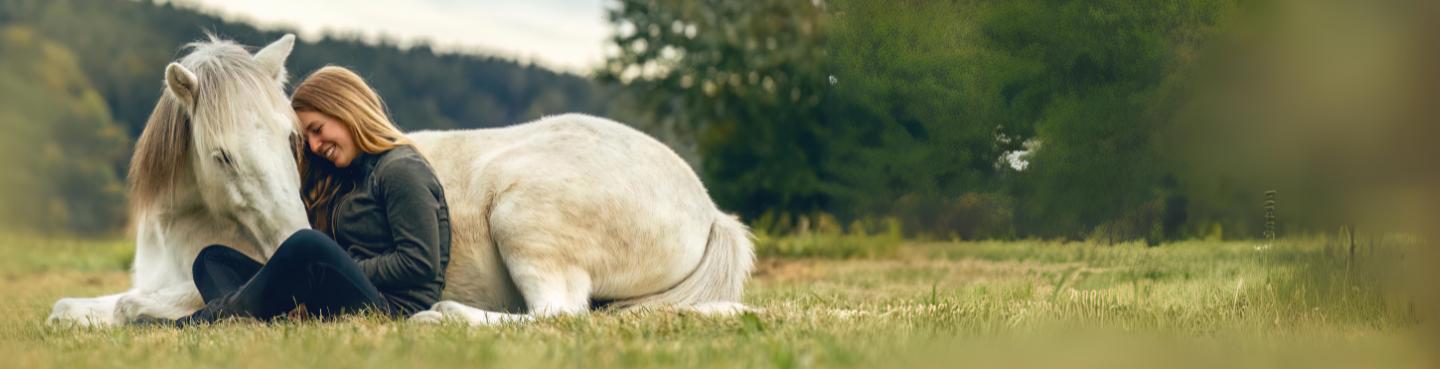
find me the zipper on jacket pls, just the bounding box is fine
[329,180,357,242]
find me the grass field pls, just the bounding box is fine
[0,234,1430,369]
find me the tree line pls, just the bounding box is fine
[0,0,618,235]
[601,0,1275,242]
[3,0,1363,241]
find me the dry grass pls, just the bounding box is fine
[0,234,1430,369]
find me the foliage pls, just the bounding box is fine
[985,0,1235,240]
[892,192,1016,240]
[821,0,1011,222]
[752,213,903,259]
[599,0,832,220]
[602,0,1240,241]
[0,25,128,235]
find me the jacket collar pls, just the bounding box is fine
[340,145,413,179]
[338,149,383,180]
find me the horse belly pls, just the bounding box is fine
[587,225,710,299]
[435,176,527,312]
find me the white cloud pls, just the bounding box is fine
[175,0,614,74]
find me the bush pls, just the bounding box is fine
[753,213,903,259]
[1087,199,1165,245]
[892,192,1015,241]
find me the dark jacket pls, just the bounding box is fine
[328,145,451,316]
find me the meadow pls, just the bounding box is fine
[0,233,1429,369]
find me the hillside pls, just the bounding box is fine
[0,25,127,234]
[0,0,619,234]
[0,0,615,135]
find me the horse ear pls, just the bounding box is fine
[165,62,198,106]
[254,33,295,84]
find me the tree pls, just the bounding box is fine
[599,0,831,220]
[984,0,1232,239]
[821,0,1015,225]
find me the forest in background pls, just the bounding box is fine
[0,0,621,234]
[602,0,1434,243]
[605,0,1245,242]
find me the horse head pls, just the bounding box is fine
[129,34,309,258]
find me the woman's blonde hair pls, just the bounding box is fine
[291,65,411,231]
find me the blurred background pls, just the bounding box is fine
[2,1,1438,367]
[0,0,1433,244]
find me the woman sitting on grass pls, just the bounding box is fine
[174,66,452,325]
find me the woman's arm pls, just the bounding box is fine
[356,156,445,288]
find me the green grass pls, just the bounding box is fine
[0,234,1430,369]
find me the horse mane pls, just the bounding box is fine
[128,92,191,212]
[128,36,293,212]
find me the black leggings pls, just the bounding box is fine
[190,229,390,320]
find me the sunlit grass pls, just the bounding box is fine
[0,233,132,273]
[0,234,1428,369]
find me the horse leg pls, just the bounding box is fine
[409,301,533,326]
[504,257,591,317]
[113,282,203,323]
[48,293,125,327]
[408,254,588,326]
[486,194,596,317]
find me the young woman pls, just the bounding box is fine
[177,66,452,324]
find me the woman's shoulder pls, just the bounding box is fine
[376,144,424,163]
[372,144,428,165]
[373,145,440,187]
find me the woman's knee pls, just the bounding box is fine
[274,229,344,261]
[281,229,330,247]
[193,245,242,273]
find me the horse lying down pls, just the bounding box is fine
[47,34,753,327]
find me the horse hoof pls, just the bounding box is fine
[114,294,150,323]
[47,299,81,325]
[431,300,469,314]
[685,301,752,316]
[49,298,115,327]
[408,310,444,324]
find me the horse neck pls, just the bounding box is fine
[130,176,259,276]
[132,206,259,286]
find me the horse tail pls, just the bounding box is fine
[612,212,754,309]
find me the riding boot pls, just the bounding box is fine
[174,292,243,327]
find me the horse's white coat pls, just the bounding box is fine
[409,115,755,324]
[48,36,753,327]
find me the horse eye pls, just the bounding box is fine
[214,150,234,166]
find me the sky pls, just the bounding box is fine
[176,0,614,75]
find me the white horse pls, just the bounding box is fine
[47,35,311,326]
[48,35,753,327]
[405,114,753,324]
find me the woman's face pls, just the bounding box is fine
[298,110,359,168]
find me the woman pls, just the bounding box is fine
[177,66,451,324]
